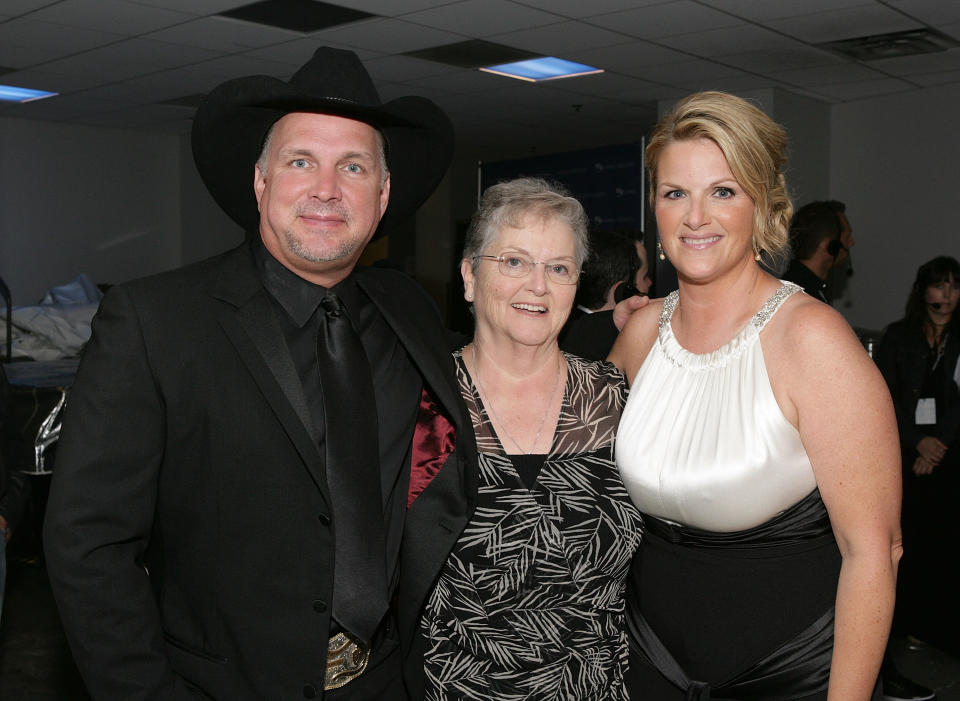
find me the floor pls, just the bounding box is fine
[1,537,958,699]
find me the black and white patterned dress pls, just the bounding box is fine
[422,351,643,700]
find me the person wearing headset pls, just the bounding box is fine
[782,200,853,304]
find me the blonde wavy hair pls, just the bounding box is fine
[645,91,793,262]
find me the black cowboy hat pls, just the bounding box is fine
[191,46,454,236]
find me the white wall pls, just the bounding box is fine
[0,117,181,304]
[0,119,243,308]
[830,82,960,332]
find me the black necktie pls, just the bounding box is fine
[316,292,386,645]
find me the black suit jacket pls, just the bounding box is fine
[559,310,619,362]
[43,243,477,700]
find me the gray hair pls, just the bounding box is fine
[462,177,590,272]
[256,118,389,185]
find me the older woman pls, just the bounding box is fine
[876,256,960,658]
[420,177,642,699]
[610,92,901,700]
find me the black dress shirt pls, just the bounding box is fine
[252,241,422,598]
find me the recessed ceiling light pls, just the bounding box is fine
[479,57,603,82]
[0,84,58,103]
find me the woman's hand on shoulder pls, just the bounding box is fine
[607,298,662,385]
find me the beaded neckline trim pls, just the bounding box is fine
[658,281,802,368]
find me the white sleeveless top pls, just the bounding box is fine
[616,282,816,532]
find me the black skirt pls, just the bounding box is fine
[624,490,882,700]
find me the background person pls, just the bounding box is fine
[43,47,477,701]
[876,255,960,660]
[782,200,853,304]
[421,178,642,699]
[610,91,901,700]
[561,230,648,361]
[1,363,32,626]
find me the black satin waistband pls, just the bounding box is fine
[643,489,833,549]
[629,603,835,700]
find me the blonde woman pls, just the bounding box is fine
[610,92,901,700]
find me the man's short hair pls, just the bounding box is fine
[575,230,640,310]
[788,200,845,261]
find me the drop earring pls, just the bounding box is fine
[657,240,666,261]
[752,238,763,262]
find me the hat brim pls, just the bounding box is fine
[191,74,453,238]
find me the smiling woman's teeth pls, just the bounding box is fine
[681,235,722,245]
[512,303,547,313]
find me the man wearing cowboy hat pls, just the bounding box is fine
[44,47,477,700]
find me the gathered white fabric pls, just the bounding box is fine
[616,282,817,532]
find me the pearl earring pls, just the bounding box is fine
[657,240,666,261]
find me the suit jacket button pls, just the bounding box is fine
[318,512,331,525]
[303,683,318,698]
[313,599,327,613]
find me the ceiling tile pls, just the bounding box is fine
[941,21,960,41]
[312,17,463,53]
[408,66,512,94]
[546,71,667,98]
[0,68,116,94]
[122,0,252,14]
[4,94,128,121]
[402,0,564,37]
[127,64,243,95]
[908,68,960,87]
[244,38,373,66]
[191,53,297,79]
[30,0,194,34]
[364,54,459,82]
[719,45,843,73]
[587,1,744,40]
[772,62,889,86]
[145,15,301,52]
[0,19,126,67]
[512,0,667,20]
[766,5,923,43]
[40,39,224,81]
[568,41,690,76]
[805,76,917,100]
[869,47,960,76]
[634,58,747,86]
[309,0,462,16]
[659,24,803,58]
[883,0,960,26]
[2,0,66,13]
[675,72,778,93]
[696,0,868,23]
[492,20,634,56]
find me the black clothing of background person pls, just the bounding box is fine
[876,317,960,656]
[783,259,829,303]
[0,363,30,537]
[560,309,618,361]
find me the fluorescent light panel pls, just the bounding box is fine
[480,57,603,82]
[0,84,58,103]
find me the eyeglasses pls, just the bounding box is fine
[472,253,580,285]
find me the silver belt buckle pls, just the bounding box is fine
[324,631,370,690]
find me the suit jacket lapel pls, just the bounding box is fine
[211,246,329,498]
[355,272,461,421]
